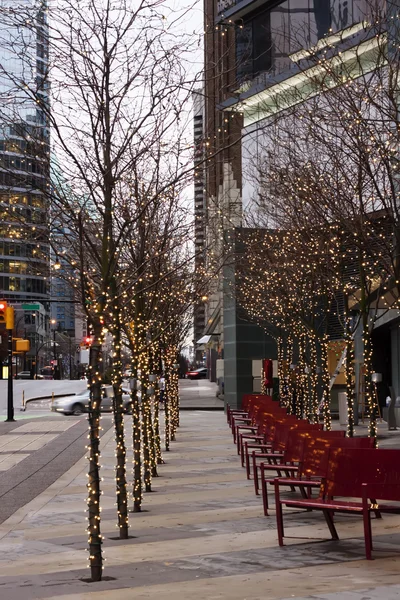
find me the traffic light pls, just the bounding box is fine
[81,336,92,348]
[0,302,14,329]
[0,301,7,324]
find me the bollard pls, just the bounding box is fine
[20,390,25,412]
[51,391,54,409]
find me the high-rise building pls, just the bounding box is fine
[192,90,207,363]
[0,1,51,376]
[0,0,50,304]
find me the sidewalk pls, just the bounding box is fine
[0,412,399,599]
[179,379,224,409]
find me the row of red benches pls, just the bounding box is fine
[227,394,400,560]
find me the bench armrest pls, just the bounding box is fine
[273,476,318,487]
[254,451,284,460]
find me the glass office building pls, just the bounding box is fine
[0,0,50,303]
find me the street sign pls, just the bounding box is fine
[21,303,41,311]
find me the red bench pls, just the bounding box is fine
[234,402,285,447]
[268,435,375,516]
[275,447,400,559]
[251,421,324,496]
[242,413,300,476]
[259,430,349,515]
[241,411,287,469]
[237,409,293,458]
[227,393,256,425]
[231,402,265,443]
[228,394,275,428]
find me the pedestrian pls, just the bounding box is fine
[159,374,165,408]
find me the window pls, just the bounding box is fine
[235,0,368,81]
[236,9,272,82]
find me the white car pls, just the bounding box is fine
[51,386,132,416]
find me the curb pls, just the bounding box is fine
[180,406,224,411]
[21,393,76,411]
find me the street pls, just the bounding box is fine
[0,379,88,417]
[0,378,223,417]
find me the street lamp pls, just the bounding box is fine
[50,318,59,380]
[53,257,61,271]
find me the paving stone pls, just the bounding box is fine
[0,409,400,600]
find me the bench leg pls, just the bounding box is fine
[299,485,307,499]
[274,480,284,545]
[323,510,339,541]
[245,445,251,479]
[370,498,382,519]
[261,467,269,516]
[363,509,373,559]
[284,470,296,492]
[253,453,260,495]
[241,438,246,466]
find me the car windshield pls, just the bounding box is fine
[75,390,89,398]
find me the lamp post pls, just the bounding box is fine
[68,334,72,380]
[50,319,59,380]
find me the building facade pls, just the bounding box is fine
[202,0,279,399]
[192,90,207,363]
[0,1,50,304]
[203,0,400,412]
[0,1,51,374]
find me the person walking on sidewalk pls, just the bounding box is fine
[159,374,165,409]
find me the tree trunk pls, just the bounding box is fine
[87,322,103,581]
[307,337,319,423]
[131,368,142,512]
[111,282,129,539]
[140,364,153,493]
[320,334,332,431]
[153,381,163,464]
[364,328,377,437]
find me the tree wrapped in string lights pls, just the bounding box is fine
[240,7,400,436]
[235,225,342,426]
[0,0,201,580]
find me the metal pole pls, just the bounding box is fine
[69,336,72,380]
[53,328,57,380]
[6,329,14,422]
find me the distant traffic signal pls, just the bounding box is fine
[81,336,93,348]
[0,301,7,324]
[0,301,13,329]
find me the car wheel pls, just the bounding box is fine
[72,403,85,416]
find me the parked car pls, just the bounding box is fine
[40,366,54,380]
[15,371,44,380]
[51,386,132,416]
[186,367,208,380]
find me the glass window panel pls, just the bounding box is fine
[236,22,253,82]
[253,10,271,75]
[311,0,332,40]
[270,0,290,73]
